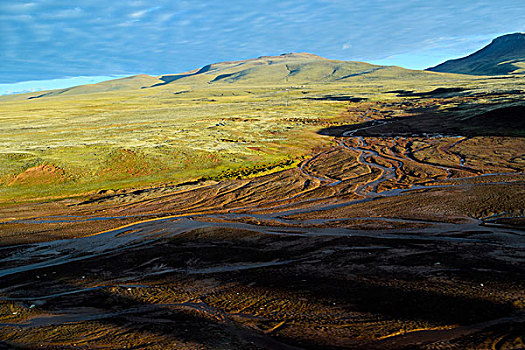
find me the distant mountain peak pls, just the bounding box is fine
[155,52,355,86]
[427,33,525,75]
[277,52,326,59]
[252,52,327,62]
[491,32,525,43]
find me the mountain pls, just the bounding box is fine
[28,74,162,98]
[156,52,442,86]
[1,53,454,101]
[427,33,525,75]
[157,53,379,85]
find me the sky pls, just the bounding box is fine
[1,0,524,94]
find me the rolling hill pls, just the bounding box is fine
[0,74,162,101]
[155,52,454,86]
[158,52,383,85]
[427,32,525,75]
[1,53,457,101]
[5,33,525,101]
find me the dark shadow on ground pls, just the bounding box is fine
[302,95,366,102]
[318,104,525,137]
[149,65,214,87]
[0,226,523,349]
[385,87,467,98]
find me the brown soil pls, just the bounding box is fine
[0,95,523,349]
[9,164,68,186]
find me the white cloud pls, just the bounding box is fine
[129,6,162,19]
[117,20,140,27]
[130,10,147,18]
[49,7,84,19]
[157,13,175,23]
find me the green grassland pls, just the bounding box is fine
[1,54,524,202]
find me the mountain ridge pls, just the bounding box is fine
[154,52,378,86]
[0,52,456,101]
[0,52,448,101]
[427,32,525,75]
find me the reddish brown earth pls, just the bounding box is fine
[8,164,68,186]
[0,95,523,349]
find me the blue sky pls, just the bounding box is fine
[1,0,524,93]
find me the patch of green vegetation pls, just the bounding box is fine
[205,158,299,180]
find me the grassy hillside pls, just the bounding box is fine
[158,52,465,86]
[1,53,464,102]
[158,53,379,85]
[428,33,525,75]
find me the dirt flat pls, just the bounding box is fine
[0,93,523,349]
